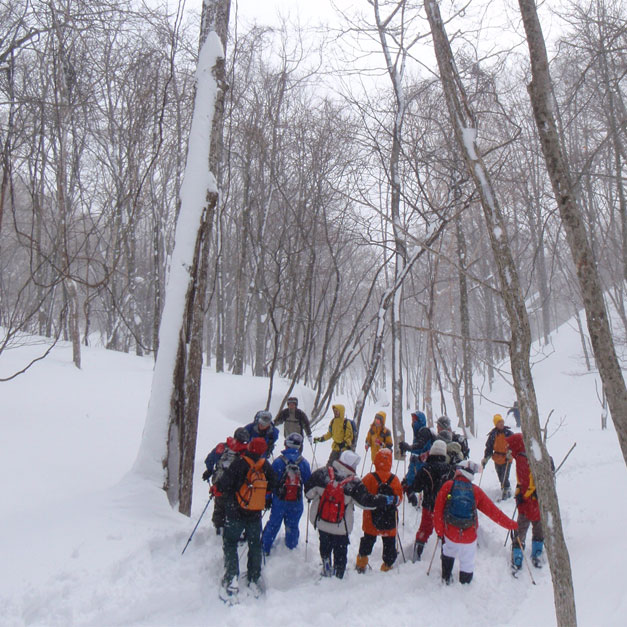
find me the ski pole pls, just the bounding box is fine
[516,536,537,585]
[554,442,576,476]
[305,500,311,561]
[504,505,518,547]
[181,495,213,555]
[395,511,406,563]
[500,460,511,493]
[360,453,367,475]
[311,441,318,468]
[426,536,441,576]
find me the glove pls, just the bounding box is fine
[314,436,323,444]
[307,435,313,445]
[506,450,513,462]
[202,469,211,482]
[365,443,369,450]
[384,495,399,507]
[481,457,488,468]
[399,441,412,454]
[515,492,524,506]
[408,492,418,507]
[210,484,219,497]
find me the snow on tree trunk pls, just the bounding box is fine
[424,1,577,624]
[517,0,627,468]
[131,26,224,510]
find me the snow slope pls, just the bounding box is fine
[0,319,625,627]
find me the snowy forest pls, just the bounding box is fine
[1,0,626,625]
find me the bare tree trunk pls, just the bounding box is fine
[424,2,577,624]
[518,0,627,466]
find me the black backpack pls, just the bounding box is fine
[277,455,303,501]
[211,447,239,487]
[371,472,397,530]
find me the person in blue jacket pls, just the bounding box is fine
[245,410,280,459]
[399,410,434,488]
[262,433,312,554]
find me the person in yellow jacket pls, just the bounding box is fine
[364,412,393,463]
[314,404,354,467]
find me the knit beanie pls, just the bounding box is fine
[287,397,298,406]
[338,450,360,473]
[493,414,504,427]
[437,416,452,430]
[456,459,480,481]
[248,437,267,456]
[429,439,448,458]
[285,433,302,449]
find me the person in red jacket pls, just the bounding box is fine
[507,433,544,570]
[355,448,403,573]
[434,460,518,584]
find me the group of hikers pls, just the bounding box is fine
[201,397,543,605]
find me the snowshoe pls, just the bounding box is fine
[501,488,511,501]
[219,577,239,606]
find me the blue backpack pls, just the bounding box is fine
[444,480,477,529]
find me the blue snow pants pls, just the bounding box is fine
[261,496,304,553]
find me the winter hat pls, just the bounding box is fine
[493,414,504,427]
[437,416,452,431]
[255,410,273,428]
[338,450,360,474]
[447,441,463,463]
[248,437,267,456]
[429,439,448,458]
[374,411,386,424]
[456,459,480,481]
[287,397,298,406]
[233,427,250,444]
[285,433,303,449]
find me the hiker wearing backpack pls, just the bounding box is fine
[313,404,354,467]
[508,401,521,428]
[261,433,312,555]
[355,448,403,573]
[245,410,280,459]
[399,410,434,487]
[481,414,514,501]
[304,450,391,579]
[436,416,470,460]
[364,411,393,464]
[214,437,278,603]
[403,439,455,562]
[434,459,518,584]
[506,433,544,571]
[274,397,313,448]
[202,427,250,535]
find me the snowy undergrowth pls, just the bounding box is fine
[0,317,625,626]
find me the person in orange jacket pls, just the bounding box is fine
[364,411,393,464]
[355,448,403,573]
[434,460,518,584]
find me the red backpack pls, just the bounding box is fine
[316,467,352,525]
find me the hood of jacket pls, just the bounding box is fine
[280,447,302,462]
[226,437,248,453]
[332,404,346,421]
[374,411,387,427]
[506,433,525,456]
[374,448,393,475]
[411,411,427,429]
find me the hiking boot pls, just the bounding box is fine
[355,555,368,574]
[219,577,239,605]
[412,541,425,563]
[441,554,455,585]
[459,571,473,584]
[321,557,334,577]
[380,563,393,572]
[215,526,223,537]
[501,488,511,500]
[531,540,543,568]
[512,546,523,571]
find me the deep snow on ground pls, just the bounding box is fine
[1,318,626,627]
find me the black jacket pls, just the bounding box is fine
[408,454,455,510]
[216,452,278,520]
